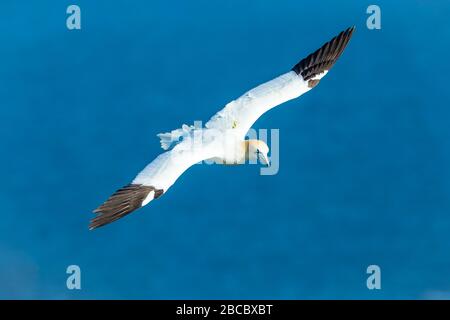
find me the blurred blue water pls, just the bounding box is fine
[1,0,450,299]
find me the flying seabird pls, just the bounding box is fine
[90,27,355,230]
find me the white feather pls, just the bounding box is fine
[206,71,311,139]
[141,190,155,206]
[133,132,222,191]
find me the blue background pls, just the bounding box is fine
[1,0,450,299]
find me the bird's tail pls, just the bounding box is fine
[157,124,195,150]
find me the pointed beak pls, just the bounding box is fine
[258,153,270,166]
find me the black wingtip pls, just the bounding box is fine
[89,184,163,230]
[292,26,355,85]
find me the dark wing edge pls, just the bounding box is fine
[292,26,355,87]
[90,184,164,230]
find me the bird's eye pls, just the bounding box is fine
[256,149,260,154]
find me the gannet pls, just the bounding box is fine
[90,27,355,229]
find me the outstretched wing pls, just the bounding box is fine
[205,27,355,139]
[90,140,218,230]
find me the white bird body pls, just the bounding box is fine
[91,27,355,229]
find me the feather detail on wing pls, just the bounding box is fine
[206,27,355,139]
[90,184,163,230]
[292,26,355,87]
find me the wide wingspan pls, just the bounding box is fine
[91,27,355,230]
